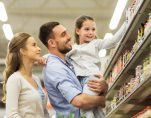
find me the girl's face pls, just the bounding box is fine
[76,19,97,44]
[21,37,41,62]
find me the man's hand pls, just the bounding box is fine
[87,74,108,95]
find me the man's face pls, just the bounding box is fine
[53,25,72,54]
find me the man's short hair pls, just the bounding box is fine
[39,21,60,48]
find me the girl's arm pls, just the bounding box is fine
[93,21,126,51]
[101,21,126,49]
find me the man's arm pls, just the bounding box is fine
[71,74,108,110]
[71,93,105,110]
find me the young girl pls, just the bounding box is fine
[67,15,126,118]
[3,32,49,118]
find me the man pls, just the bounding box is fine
[39,21,107,118]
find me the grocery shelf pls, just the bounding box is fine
[106,32,151,100]
[104,0,151,117]
[106,75,151,118]
[103,0,151,79]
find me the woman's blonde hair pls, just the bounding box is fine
[2,32,31,103]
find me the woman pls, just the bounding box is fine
[2,32,48,118]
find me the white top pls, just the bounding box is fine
[67,22,126,76]
[6,71,46,118]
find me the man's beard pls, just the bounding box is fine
[59,47,72,54]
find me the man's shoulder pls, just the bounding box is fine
[47,55,63,65]
[45,55,66,71]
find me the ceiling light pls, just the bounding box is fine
[2,24,13,40]
[109,0,128,30]
[0,2,8,22]
[99,49,107,57]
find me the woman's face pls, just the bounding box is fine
[22,37,41,62]
[76,19,97,44]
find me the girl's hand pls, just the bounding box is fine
[37,57,47,65]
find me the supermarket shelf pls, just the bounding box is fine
[104,0,151,117]
[106,75,151,118]
[103,0,151,79]
[106,32,151,100]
